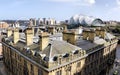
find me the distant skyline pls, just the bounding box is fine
[0,0,120,21]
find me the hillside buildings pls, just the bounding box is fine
[1,27,118,75]
[30,18,57,26]
[0,22,9,29]
[0,22,9,58]
[30,18,37,26]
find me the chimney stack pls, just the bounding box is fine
[13,28,19,44]
[95,28,106,39]
[25,28,33,46]
[89,29,96,42]
[7,28,12,37]
[100,28,106,39]
[48,27,55,34]
[95,28,100,36]
[62,31,77,45]
[39,32,49,51]
[82,29,96,42]
[82,29,89,40]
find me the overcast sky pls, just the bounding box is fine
[0,0,120,21]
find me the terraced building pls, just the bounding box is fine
[2,27,118,75]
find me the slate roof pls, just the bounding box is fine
[41,40,81,58]
[4,31,116,62]
[105,33,115,40]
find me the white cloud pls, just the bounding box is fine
[49,0,96,6]
[116,0,120,5]
[85,0,95,4]
[107,0,120,15]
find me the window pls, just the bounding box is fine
[56,70,62,75]
[18,55,21,61]
[24,67,29,75]
[76,71,81,75]
[31,64,33,70]
[38,69,43,75]
[67,39,70,42]
[31,64,34,75]
[77,62,81,67]
[24,60,28,75]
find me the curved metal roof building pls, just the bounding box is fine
[69,14,103,26]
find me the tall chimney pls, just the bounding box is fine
[82,29,89,40]
[63,31,77,45]
[82,29,96,42]
[48,27,55,34]
[100,29,106,39]
[89,29,96,42]
[13,28,19,44]
[95,28,106,39]
[39,32,49,51]
[63,25,67,31]
[95,28,101,36]
[7,28,12,37]
[25,28,33,46]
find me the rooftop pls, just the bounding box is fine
[2,27,117,69]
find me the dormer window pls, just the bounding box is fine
[26,48,31,54]
[53,56,58,61]
[26,50,31,54]
[74,50,79,54]
[34,52,38,56]
[63,53,69,58]
[43,56,49,61]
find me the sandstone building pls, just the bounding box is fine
[0,22,9,59]
[2,27,118,75]
[0,22,9,29]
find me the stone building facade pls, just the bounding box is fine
[2,27,118,75]
[0,22,9,29]
[0,22,9,59]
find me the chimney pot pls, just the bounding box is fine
[7,28,12,37]
[39,32,49,51]
[13,28,19,44]
[25,28,33,46]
